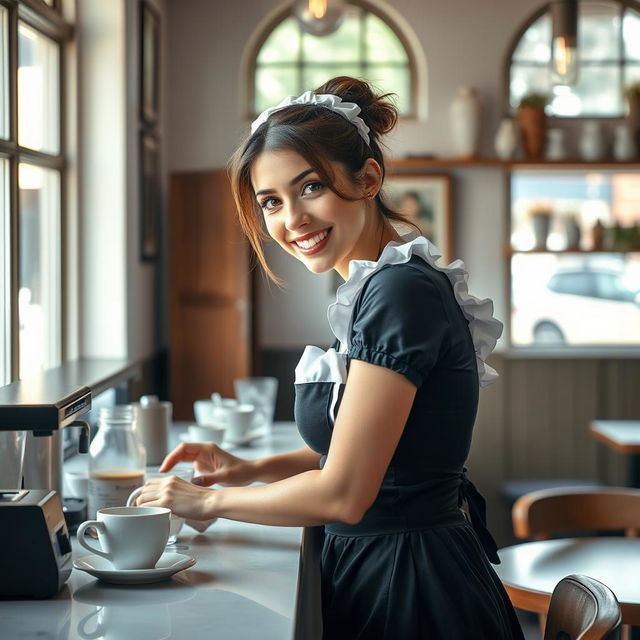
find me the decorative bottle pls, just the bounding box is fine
[580,121,606,161]
[450,86,481,159]
[613,124,636,161]
[88,405,146,518]
[494,118,518,160]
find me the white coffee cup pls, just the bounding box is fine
[193,397,237,426]
[221,404,256,444]
[187,424,225,444]
[77,506,170,570]
[64,469,89,499]
[126,466,195,544]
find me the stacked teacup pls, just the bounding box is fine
[192,393,256,446]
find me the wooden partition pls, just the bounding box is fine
[169,170,253,420]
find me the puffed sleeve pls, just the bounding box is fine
[348,264,451,387]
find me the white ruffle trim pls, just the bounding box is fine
[326,234,504,387]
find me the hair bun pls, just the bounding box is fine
[315,76,398,140]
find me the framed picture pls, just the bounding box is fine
[384,173,453,265]
[140,133,160,261]
[140,1,160,124]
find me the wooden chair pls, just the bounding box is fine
[513,487,640,540]
[512,487,638,638]
[544,574,622,640]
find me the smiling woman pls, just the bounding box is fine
[138,77,523,640]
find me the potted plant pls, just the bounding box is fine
[624,82,640,156]
[517,93,548,160]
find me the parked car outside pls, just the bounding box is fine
[511,267,640,345]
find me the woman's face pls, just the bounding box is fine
[250,149,377,278]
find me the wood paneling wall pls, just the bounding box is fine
[471,354,640,546]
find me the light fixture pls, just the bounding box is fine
[550,0,579,86]
[293,0,346,37]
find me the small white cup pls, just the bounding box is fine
[64,469,89,499]
[221,404,256,444]
[187,424,225,444]
[77,506,170,570]
[193,397,237,426]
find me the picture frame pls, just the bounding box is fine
[140,1,160,125]
[140,132,161,261]
[384,173,453,265]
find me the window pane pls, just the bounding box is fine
[255,66,298,112]
[623,9,640,60]
[568,64,621,115]
[510,65,550,109]
[257,17,300,63]
[365,14,406,63]
[301,10,361,62]
[579,2,621,62]
[513,14,551,63]
[18,164,61,379]
[18,22,60,154]
[511,253,640,346]
[303,64,360,92]
[365,65,410,112]
[0,7,8,140]
[0,159,8,385]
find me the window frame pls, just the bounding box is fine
[246,0,418,120]
[503,0,640,119]
[0,0,70,383]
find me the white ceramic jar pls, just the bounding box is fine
[450,86,480,158]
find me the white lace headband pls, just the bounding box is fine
[250,90,370,145]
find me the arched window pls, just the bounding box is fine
[250,2,416,117]
[508,0,640,117]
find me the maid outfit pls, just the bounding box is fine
[294,234,524,640]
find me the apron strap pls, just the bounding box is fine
[458,468,500,564]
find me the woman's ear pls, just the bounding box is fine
[360,158,383,198]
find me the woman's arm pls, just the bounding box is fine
[250,446,322,483]
[138,359,416,526]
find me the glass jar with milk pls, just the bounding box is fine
[88,405,146,518]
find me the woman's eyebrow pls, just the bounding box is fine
[255,168,315,197]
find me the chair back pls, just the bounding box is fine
[544,574,622,640]
[513,487,640,540]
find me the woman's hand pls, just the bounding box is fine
[159,442,256,487]
[134,476,217,521]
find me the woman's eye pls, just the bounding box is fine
[259,197,279,212]
[302,181,324,196]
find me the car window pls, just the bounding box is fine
[595,273,636,302]
[548,272,596,297]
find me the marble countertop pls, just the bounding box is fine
[0,422,306,640]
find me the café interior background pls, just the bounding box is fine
[7,0,640,545]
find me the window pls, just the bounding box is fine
[510,170,640,348]
[251,2,415,116]
[509,0,640,116]
[0,2,70,384]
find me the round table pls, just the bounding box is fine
[495,537,640,626]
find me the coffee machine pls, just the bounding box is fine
[0,376,92,598]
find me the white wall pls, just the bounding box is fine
[165,0,545,349]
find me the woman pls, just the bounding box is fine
[136,76,524,639]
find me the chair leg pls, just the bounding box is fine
[538,613,547,638]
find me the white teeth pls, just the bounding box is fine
[295,230,328,250]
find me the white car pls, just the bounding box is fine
[511,268,640,346]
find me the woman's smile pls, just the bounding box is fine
[291,227,332,254]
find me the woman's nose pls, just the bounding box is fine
[284,201,309,231]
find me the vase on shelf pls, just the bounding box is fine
[564,215,581,250]
[580,121,606,161]
[530,210,552,250]
[450,86,481,159]
[613,123,636,161]
[517,107,546,160]
[591,219,605,250]
[494,118,518,160]
[545,128,567,161]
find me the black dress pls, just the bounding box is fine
[293,236,524,640]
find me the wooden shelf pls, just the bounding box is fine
[389,157,640,171]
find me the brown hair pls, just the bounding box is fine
[229,76,414,282]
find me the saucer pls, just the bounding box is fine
[222,427,266,448]
[73,552,196,585]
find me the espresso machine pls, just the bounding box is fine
[0,375,92,598]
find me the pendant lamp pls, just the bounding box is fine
[293,0,346,37]
[550,0,579,86]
